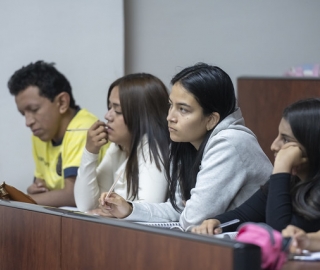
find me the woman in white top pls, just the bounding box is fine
[74,73,170,212]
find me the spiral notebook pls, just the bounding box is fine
[135,219,240,234]
[135,222,188,232]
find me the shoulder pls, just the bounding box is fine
[68,109,99,129]
[204,128,249,152]
[76,108,98,119]
[137,136,156,159]
[203,127,270,168]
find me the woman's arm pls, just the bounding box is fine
[192,186,268,234]
[74,147,113,211]
[266,173,293,231]
[266,143,308,231]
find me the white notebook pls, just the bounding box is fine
[135,222,188,232]
[135,220,240,235]
[213,231,238,240]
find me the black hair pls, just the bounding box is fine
[8,60,77,108]
[284,98,320,220]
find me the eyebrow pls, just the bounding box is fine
[108,102,121,109]
[281,133,296,141]
[176,102,192,108]
[169,98,192,108]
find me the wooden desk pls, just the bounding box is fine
[1,200,319,270]
[282,261,320,270]
[0,200,260,270]
[0,202,61,269]
[238,77,320,161]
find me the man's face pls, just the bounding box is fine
[15,86,62,142]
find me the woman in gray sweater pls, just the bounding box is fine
[98,63,272,230]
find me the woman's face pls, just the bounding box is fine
[271,117,308,178]
[167,83,213,150]
[104,86,131,152]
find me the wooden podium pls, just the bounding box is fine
[238,77,320,162]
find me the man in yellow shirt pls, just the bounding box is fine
[8,60,108,207]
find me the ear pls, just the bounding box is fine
[55,92,70,114]
[206,112,220,131]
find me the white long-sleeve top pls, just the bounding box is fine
[74,140,168,212]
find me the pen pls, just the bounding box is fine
[218,219,240,229]
[66,128,89,132]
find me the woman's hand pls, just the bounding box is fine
[86,208,115,218]
[99,192,133,219]
[282,225,310,253]
[273,143,308,174]
[85,121,108,154]
[191,219,222,235]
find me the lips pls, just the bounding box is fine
[32,129,41,136]
[168,126,177,132]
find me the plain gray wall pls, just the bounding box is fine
[124,0,320,91]
[0,0,124,192]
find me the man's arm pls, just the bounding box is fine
[27,178,49,194]
[29,176,76,207]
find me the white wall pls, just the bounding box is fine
[0,0,124,191]
[124,0,320,91]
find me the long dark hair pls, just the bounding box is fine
[107,73,170,200]
[284,98,320,220]
[167,63,236,211]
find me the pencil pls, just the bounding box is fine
[105,172,122,199]
[66,128,89,132]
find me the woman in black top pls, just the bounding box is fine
[192,98,320,234]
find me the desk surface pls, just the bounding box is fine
[1,200,319,270]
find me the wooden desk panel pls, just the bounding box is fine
[61,217,236,270]
[2,201,320,270]
[238,77,320,161]
[0,203,61,270]
[282,260,320,270]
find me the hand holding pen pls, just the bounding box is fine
[191,218,240,235]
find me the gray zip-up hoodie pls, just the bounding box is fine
[125,108,273,229]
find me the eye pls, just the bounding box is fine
[179,107,188,113]
[114,110,122,115]
[282,135,290,143]
[28,107,39,114]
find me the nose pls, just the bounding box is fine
[167,106,176,123]
[104,109,113,121]
[25,112,35,127]
[270,135,282,153]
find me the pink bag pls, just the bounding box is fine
[236,223,289,270]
